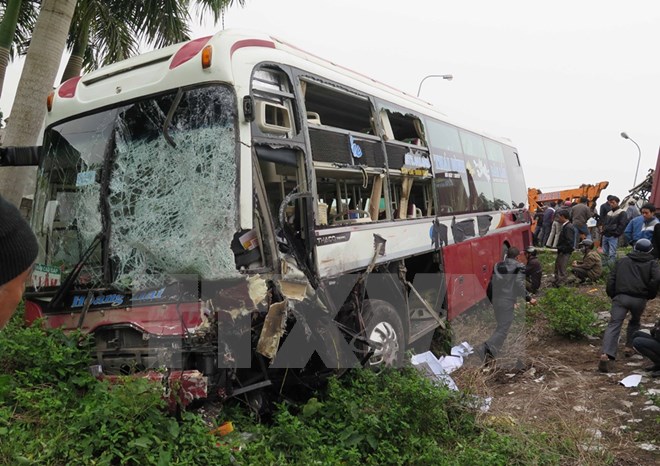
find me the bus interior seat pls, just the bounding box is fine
[307,111,321,125]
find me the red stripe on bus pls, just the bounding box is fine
[230,39,276,57]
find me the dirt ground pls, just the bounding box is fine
[450,284,660,465]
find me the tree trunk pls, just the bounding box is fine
[0,0,77,206]
[0,0,23,100]
[60,20,90,83]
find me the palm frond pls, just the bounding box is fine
[193,0,245,24]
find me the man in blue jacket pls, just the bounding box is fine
[624,203,659,246]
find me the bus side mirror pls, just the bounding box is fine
[0,146,42,166]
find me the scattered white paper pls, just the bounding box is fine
[410,351,458,391]
[410,342,474,392]
[620,374,642,387]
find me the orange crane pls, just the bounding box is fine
[528,181,610,229]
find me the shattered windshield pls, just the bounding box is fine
[32,85,239,290]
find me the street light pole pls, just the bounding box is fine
[416,74,453,97]
[620,131,642,187]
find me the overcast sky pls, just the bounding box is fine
[2,0,659,205]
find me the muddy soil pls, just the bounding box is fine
[450,284,659,465]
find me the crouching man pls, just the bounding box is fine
[570,239,603,284]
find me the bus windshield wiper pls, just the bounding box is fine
[48,232,103,310]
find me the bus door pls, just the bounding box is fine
[250,65,316,279]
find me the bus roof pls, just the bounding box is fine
[46,28,515,148]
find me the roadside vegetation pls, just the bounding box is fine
[1,246,655,465]
[1,307,590,466]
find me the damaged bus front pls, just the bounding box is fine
[20,84,364,408]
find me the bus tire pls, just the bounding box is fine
[362,299,405,368]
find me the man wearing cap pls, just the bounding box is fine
[570,239,602,283]
[601,196,628,265]
[599,238,660,372]
[0,195,39,329]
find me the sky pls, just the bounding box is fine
[2,0,659,205]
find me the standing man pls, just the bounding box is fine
[541,201,556,247]
[571,196,592,245]
[524,246,542,294]
[0,195,39,329]
[477,247,536,360]
[570,239,602,283]
[599,239,660,372]
[532,207,545,247]
[601,196,628,265]
[597,195,613,228]
[623,203,659,246]
[626,199,641,221]
[552,209,575,287]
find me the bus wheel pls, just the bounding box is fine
[363,300,405,367]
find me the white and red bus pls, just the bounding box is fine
[13,29,530,402]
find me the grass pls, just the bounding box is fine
[0,306,594,466]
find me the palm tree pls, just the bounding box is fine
[0,0,39,99]
[0,0,246,205]
[0,0,76,206]
[60,0,245,83]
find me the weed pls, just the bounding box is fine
[538,287,604,337]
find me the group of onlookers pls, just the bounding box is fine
[527,195,660,377]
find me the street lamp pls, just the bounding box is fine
[620,131,642,187]
[416,74,453,97]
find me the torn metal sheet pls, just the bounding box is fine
[246,274,268,308]
[279,280,308,302]
[256,300,288,359]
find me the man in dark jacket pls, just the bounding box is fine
[524,246,542,294]
[601,196,628,265]
[599,238,660,372]
[541,202,556,247]
[532,208,545,247]
[477,247,536,360]
[552,209,575,287]
[632,319,660,377]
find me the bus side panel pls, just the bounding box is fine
[471,236,497,293]
[443,241,476,320]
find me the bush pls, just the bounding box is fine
[0,319,232,465]
[233,369,572,465]
[538,287,602,337]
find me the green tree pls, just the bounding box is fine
[0,0,39,99]
[0,0,76,206]
[61,0,245,83]
[0,0,244,205]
